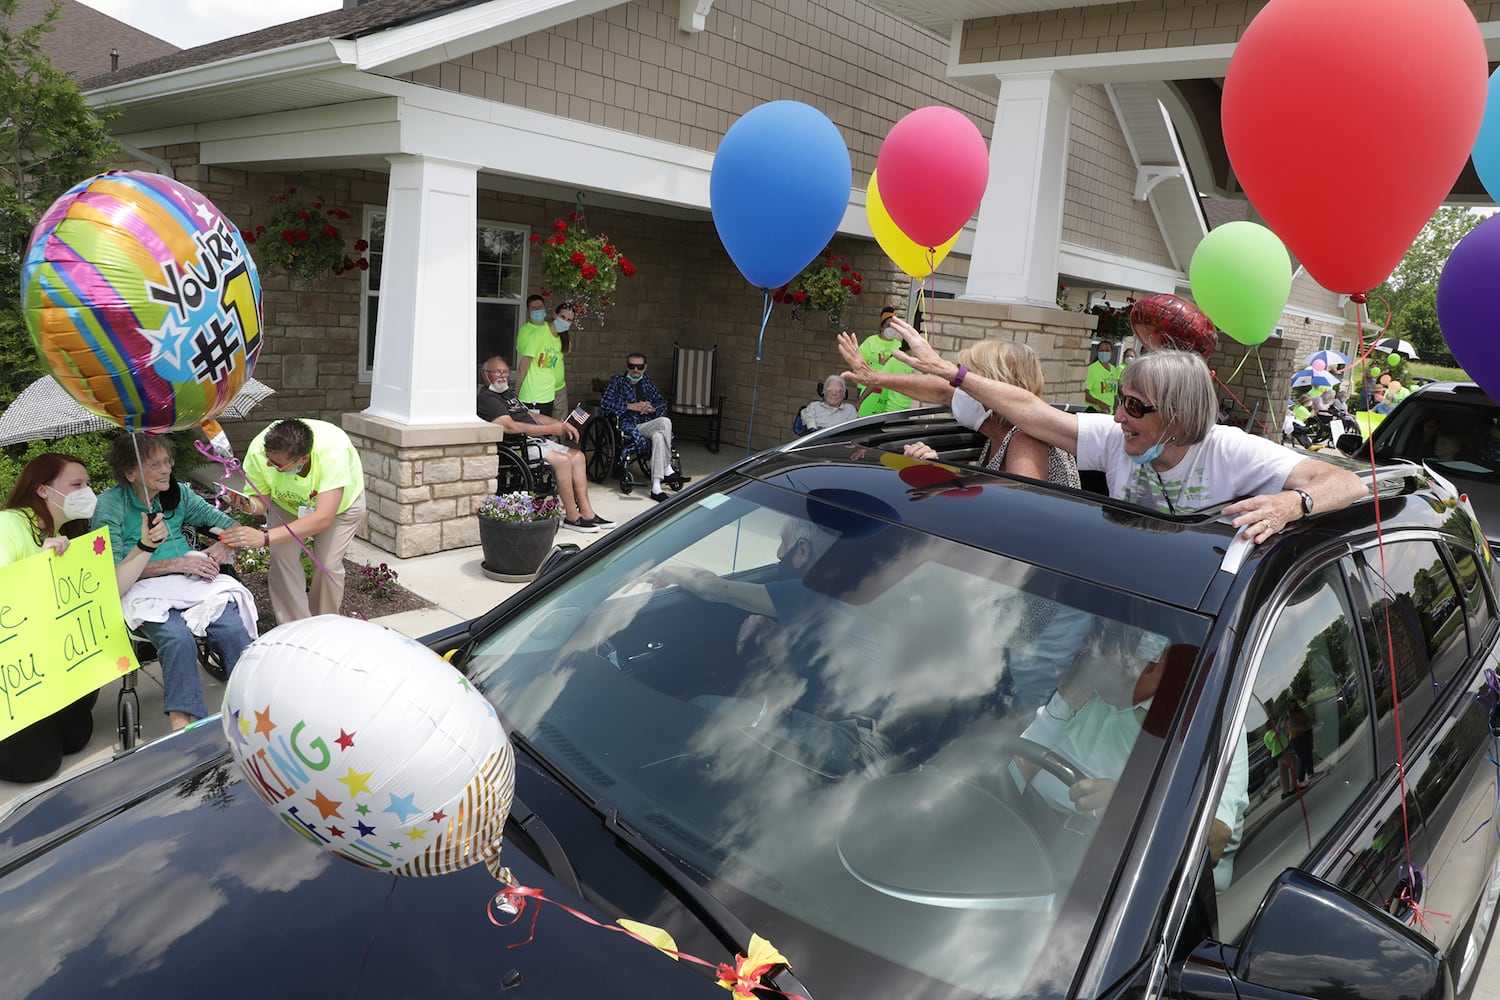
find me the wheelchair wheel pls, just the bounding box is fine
[200,639,229,683]
[117,684,140,751]
[580,414,615,484]
[496,445,537,493]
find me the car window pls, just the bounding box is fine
[1376,396,1500,475]
[463,480,1211,1000]
[1448,543,1493,640]
[1356,541,1468,752]
[1214,561,1376,941]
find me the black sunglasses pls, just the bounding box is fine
[627,362,646,371]
[1115,390,1158,419]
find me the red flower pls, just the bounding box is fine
[288,186,297,194]
[299,229,311,242]
[620,261,636,277]
[851,283,862,295]
[358,259,370,270]
[851,272,862,282]
[568,212,579,222]
[296,210,310,221]
[528,234,541,243]
[314,201,322,209]
[255,225,265,233]
[841,263,851,272]
[602,244,616,258]
[772,290,784,302]
[570,250,587,265]
[840,277,851,287]
[580,263,598,280]
[280,230,295,242]
[825,262,836,269]
[550,234,566,245]
[354,239,369,251]
[553,219,568,231]
[792,290,806,303]
[323,225,338,238]
[244,233,257,244]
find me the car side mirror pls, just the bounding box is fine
[538,542,582,577]
[1235,869,1448,1000]
[1336,432,1365,457]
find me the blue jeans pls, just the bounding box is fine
[136,602,251,719]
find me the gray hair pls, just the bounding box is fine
[1119,350,1217,445]
[823,374,846,396]
[782,518,838,563]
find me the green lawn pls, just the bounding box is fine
[1352,359,1468,385]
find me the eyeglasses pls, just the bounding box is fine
[144,457,173,471]
[268,456,305,473]
[627,363,646,371]
[1115,391,1158,419]
[484,369,507,377]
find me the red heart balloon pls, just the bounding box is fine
[1129,294,1218,360]
[898,464,956,488]
[1222,0,1486,294]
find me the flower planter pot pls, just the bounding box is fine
[478,516,559,580]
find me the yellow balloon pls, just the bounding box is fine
[867,171,958,279]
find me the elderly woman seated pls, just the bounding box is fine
[794,374,858,434]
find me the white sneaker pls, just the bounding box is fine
[562,518,600,534]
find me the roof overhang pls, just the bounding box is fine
[864,0,1118,40]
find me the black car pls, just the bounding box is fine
[1358,380,1500,541]
[3,409,1499,1000]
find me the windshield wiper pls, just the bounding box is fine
[508,731,814,999]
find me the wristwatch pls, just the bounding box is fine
[1293,489,1314,518]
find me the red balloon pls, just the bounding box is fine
[1129,295,1218,360]
[875,107,989,249]
[1222,0,1486,294]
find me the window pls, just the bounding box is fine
[1339,338,1353,358]
[359,209,530,380]
[1317,333,1334,351]
[1357,541,1468,752]
[1449,544,1492,639]
[1215,563,1375,941]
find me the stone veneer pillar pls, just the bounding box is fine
[922,299,1100,403]
[343,413,510,558]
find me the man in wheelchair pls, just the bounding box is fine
[478,357,613,532]
[599,352,681,501]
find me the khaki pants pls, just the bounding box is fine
[267,492,367,623]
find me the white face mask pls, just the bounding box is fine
[949,388,992,432]
[487,380,509,393]
[46,485,97,522]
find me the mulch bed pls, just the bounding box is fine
[238,558,435,636]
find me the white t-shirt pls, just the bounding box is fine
[1075,414,1302,512]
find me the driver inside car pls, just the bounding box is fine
[1018,617,1249,890]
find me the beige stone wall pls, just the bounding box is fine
[919,299,1101,407]
[407,0,995,177]
[961,0,1499,64]
[1062,84,1175,269]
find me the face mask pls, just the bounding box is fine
[1130,440,1166,466]
[276,461,306,476]
[949,388,992,432]
[529,310,546,324]
[1098,351,1113,362]
[487,380,509,393]
[627,372,643,383]
[880,326,899,341]
[553,318,571,333]
[47,485,97,521]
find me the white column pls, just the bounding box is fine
[366,154,480,424]
[964,71,1078,307]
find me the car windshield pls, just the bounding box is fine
[466,478,1210,999]
[1376,393,1500,477]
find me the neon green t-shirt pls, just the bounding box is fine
[245,419,365,515]
[0,508,42,568]
[1085,359,1119,412]
[516,322,562,404]
[858,356,915,416]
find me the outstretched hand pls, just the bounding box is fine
[884,317,953,377]
[836,332,877,387]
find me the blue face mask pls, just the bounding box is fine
[554,318,571,333]
[627,372,643,383]
[529,309,546,324]
[1130,440,1166,465]
[1098,351,1113,363]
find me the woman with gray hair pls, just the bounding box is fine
[796,374,858,432]
[837,318,1366,545]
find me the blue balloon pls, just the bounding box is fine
[710,101,852,290]
[1473,67,1500,203]
[1437,214,1500,403]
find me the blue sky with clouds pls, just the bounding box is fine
[76,0,341,50]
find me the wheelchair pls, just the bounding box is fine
[494,436,560,495]
[579,408,689,495]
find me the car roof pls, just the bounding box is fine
[736,409,1470,613]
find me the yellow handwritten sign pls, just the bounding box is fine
[0,529,138,740]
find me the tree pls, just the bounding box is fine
[1372,206,1484,355]
[0,0,117,408]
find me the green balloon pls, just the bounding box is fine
[1188,221,1293,347]
[1370,366,1381,378]
[1387,352,1401,367]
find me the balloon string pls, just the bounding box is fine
[192,439,361,619]
[745,290,773,456]
[351,876,399,999]
[488,884,810,1000]
[1209,371,1271,437]
[1224,342,1258,384]
[126,434,178,550]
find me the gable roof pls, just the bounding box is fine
[81,0,480,89]
[18,0,177,80]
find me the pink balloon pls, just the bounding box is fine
[1311,359,1326,372]
[875,107,989,249]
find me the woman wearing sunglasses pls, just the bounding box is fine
[837,319,1365,546]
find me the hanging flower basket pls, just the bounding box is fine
[531,213,635,322]
[773,249,862,324]
[247,187,369,286]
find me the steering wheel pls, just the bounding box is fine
[998,734,1086,788]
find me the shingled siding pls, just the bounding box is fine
[1062,84,1175,270]
[405,0,994,176]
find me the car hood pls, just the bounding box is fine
[0,726,724,1000]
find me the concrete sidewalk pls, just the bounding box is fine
[0,439,737,808]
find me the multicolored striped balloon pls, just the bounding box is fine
[223,616,516,884]
[21,171,262,433]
